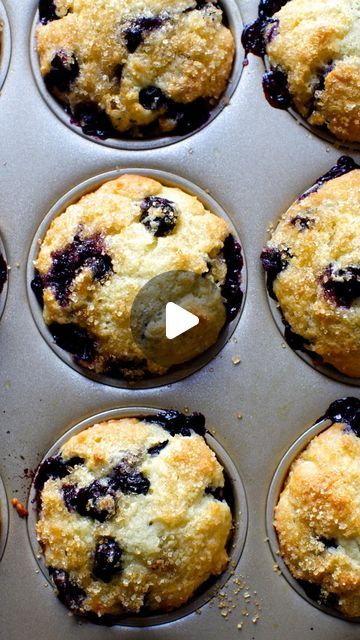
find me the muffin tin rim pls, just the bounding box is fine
[26,166,248,390]
[0,471,9,563]
[26,404,249,628]
[0,233,9,322]
[0,0,11,91]
[266,414,360,623]
[29,0,245,151]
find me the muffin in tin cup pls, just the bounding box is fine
[27,169,246,388]
[242,0,360,149]
[32,0,243,149]
[27,407,248,625]
[261,155,360,384]
[267,397,360,621]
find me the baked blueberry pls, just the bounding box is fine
[45,52,79,93]
[35,414,233,617]
[75,479,116,522]
[92,537,123,583]
[140,196,178,237]
[124,16,164,53]
[50,569,87,614]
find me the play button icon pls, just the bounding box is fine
[130,270,226,369]
[165,302,199,340]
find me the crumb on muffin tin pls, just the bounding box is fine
[34,410,233,619]
[36,0,235,140]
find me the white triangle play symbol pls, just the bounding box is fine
[165,302,199,340]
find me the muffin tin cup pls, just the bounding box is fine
[0,234,8,321]
[29,0,244,151]
[0,472,9,562]
[0,0,11,91]
[26,167,247,389]
[26,405,248,628]
[265,283,360,387]
[266,416,360,623]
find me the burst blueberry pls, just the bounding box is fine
[321,397,360,437]
[262,69,292,109]
[124,16,164,53]
[92,537,123,583]
[221,234,243,321]
[298,156,359,201]
[50,568,87,613]
[140,196,178,237]
[75,478,116,522]
[49,322,97,363]
[148,440,169,456]
[45,51,79,93]
[139,86,166,111]
[43,232,113,306]
[321,265,360,308]
[260,246,292,299]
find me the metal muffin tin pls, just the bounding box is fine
[0,0,359,639]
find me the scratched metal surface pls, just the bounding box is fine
[0,0,359,639]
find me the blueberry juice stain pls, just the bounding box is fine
[241,0,292,110]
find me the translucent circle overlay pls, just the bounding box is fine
[27,406,248,627]
[30,0,244,150]
[27,168,247,389]
[266,416,360,623]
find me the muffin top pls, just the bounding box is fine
[32,173,243,381]
[261,156,360,378]
[34,411,232,618]
[36,0,235,138]
[243,0,360,143]
[274,397,360,619]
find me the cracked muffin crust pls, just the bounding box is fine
[242,0,360,143]
[261,156,360,378]
[34,411,233,618]
[36,0,235,139]
[31,173,243,380]
[274,397,360,619]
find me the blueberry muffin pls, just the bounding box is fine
[34,410,233,618]
[274,397,360,619]
[31,174,243,380]
[36,0,235,139]
[242,0,360,143]
[261,156,360,378]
